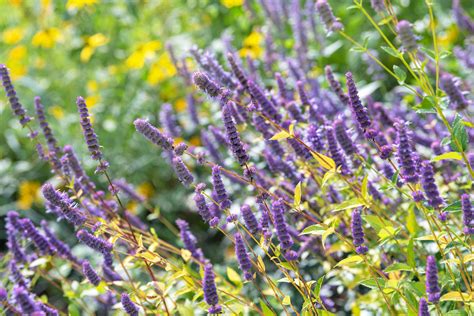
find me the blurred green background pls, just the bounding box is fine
[0,0,472,251]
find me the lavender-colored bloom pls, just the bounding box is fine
[76,229,113,254]
[351,209,368,254]
[103,252,114,267]
[418,298,429,316]
[326,125,350,174]
[234,233,253,280]
[296,81,310,106]
[34,96,60,153]
[0,288,6,301]
[286,101,304,122]
[288,135,312,161]
[201,130,222,163]
[204,52,237,89]
[226,213,238,223]
[176,219,204,261]
[222,102,249,165]
[134,119,174,151]
[174,143,188,156]
[186,93,200,126]
[275,72,291,103]
[63,145,96,194]
[194,185,212,222]
[227,53,249,90]
[0,64,31,125]
[420,161,444,210]
[241,204,261,235]
[440,74,469,110]
[462,194,474,234]
[253,114,273,139]
[160,103,181,137]
[209,126,228,145]
[113,179,145,202]
[334,118,359,158]
[171,157,194,186]
[345,72,373,136]
[212,165,232,209]
[325,65,349,105]
[315,0,343,32]
[103,264,122,282]
[397,20,418,53]
[12,286,39,314]
[42,183,86,226]
[258,202,272,240]
[6,211,27,262]
[425,256,440,303]
[82,261,101,286]
[36,143,48,161]
[19,218,55,255]
[41,220,77,262]
[452,0,474,33]
[76,96,104,162]
[39,303,59,316]
[193,71,224,98]
[121,293,139,316]
[370,0,385,12]
[203,263,221,314]
[307,124,324,152]
[412,190,424,202]
[248,80,282,123]
[395,122,419,184]
[10,260,29,287]
[271,199,293,250]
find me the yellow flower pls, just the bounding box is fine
[239,31,263,58]
[32,28,62,48]
[9,0,22,6]
[189,135,201,147]
[125,40,162,70]
[127,201,138,214]
[438,25,459,49]
[80,33,108,62]
[147,52,176,85]
[66,0,98,10]
[6,45,27,79]
[87,80,98,92]
[221,0,243,8]
[175,98,187,113]
[3,27,25,45]
[137,182,154,199]
[80,46,94,62]
[17,181,41,210]
[49,106,64,119]
[85,95,100,107]
[8,45,27,60]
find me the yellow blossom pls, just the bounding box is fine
[189,135,201,147]
[32,28,62,48]
[8,45,27,60]
[438,25,459,49]
[87,80,98,92]
[127,201,138,214]
[80,33,108,62]
[85,95,100,107]
[9,0,22,6]
[66,0,98,10]
[175,98,187,113]
[221,0,243,8]
[6,45,27,79]
[137,182,154,199]
[239,31,263,59]
[80,46,94,62]
[147,52,176,85]
[17,181,41,210]
[3,27,25,45]
[49,106,64,119]
[125,40,162,70]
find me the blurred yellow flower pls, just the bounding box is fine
[17,181,41,210]
[8,45,27,60]
[87,80,98,92]
[438,25,459,49]
[80,33,108,62]
[49,106,64,119]
[66,0,98,10]
[147,52,176,85]
[221,0,243,8]
[125,40,162,70]
[6,45,27,79]
[3,27,25,45]
[32,28,62,48]
[137,182,154,199]
[189,135,201,147]
[175,98,187,113]
[9,0,22,6]
[127,201,138,213]
[85,95,100,107]
[239,31,263,58]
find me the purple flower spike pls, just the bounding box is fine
[42,183,86,226]
[412,191,424,202]
[418,297,429,316]
[334,118,359,158]
[296,81,311,106]
[351,209,368,254]
[420,161,444,209]
[345,72,372,133]
[121,293,139,316]
[271,199,294,250]
[316,0,343,32]
[203,263,221,314]
[176,219,205,261]
[325,65,349,105]
[172,156,194,186]
[395,122,419,184]
[234,233,253,281]
[227,53,249,90]
[82,260,101,286]
[134,119,174,151]
[20,218,56,256]
[0,64,32,125]
[211,165,232,209]
[160,103,181,137]
[425,256,440,303]
[112,179,145,203]
[248,80,282,123]
[396,20,418,52]
[193,71,224,98]
[326,125,350,174]
[462,194,474,234]
[34,96,60,153]
[6,211,27,263]
[76,229,113,254]
[307,124,324,152]
[241,204,261,235]
[440,74,469,110]
[222,102,249,165]
[76,96,104,162]
[63,145,96,194]
[103,264,122,282]
[12,286,39,314]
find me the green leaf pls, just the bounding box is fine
[334,255,363,267]
[300,224,325,235]
[393,65,406,83]
[440,291,471,302]
[313,275,325,303]
[381,46,399,57]
[362,214,385,232]
[431,151,462,162]
[260,299,274,316]
[361,175,369,201]
[378,16,394,26]
[407,237,415,268]
[359,278,386,289]
[406,208,418,235]
[414,96,436,113]
[384,262,412,273]
[282,295,291,305]
[227,267,242,286]
[331,198,364,212]
[311,152,336,170]
[451,115,469,152]
[322,227,335,249]
[294,181,302,207]
[270,130,291,141]
[391,170,399,185]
